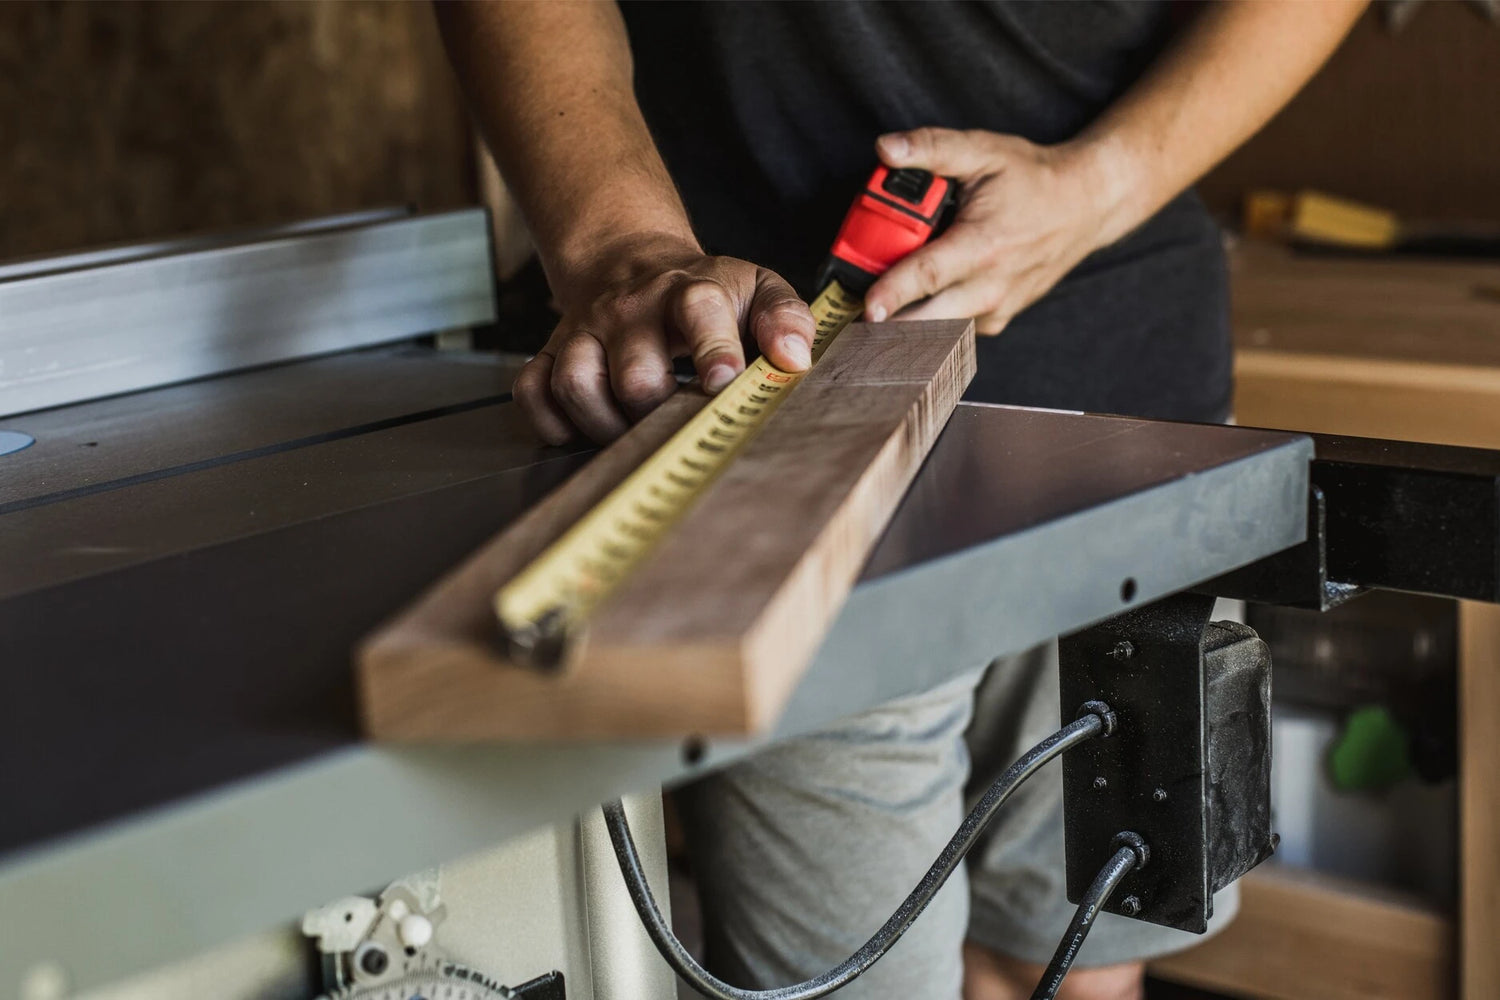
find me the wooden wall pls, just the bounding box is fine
[3,3,1495,263]
[0,1,474,261]
[1201,3,1500,224]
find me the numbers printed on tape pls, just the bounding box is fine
[494,280,864,662]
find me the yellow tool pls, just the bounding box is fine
[495,280,863,667]
[495,166,955,668]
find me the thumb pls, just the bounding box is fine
[877,127,994,179]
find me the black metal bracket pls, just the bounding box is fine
[1062,434,1500,934]
[1060,593,1274,933]
[1209,433,1500,607]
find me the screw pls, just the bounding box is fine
[1093,776,1108,790]
[1107,640,1135,662]
[1120,896,1142,916]
[1152,788,1168,803]
[358,944,390,976]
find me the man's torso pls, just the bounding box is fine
[621,1,1231,422]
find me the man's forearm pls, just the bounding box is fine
[1075,0,1367,246]
[435,0,696,292]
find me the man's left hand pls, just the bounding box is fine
[864,128,1132,335]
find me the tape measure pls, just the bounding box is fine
[497,167,953,668]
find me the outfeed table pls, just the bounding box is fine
[0,343,1310,994]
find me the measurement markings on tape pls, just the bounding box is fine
[494,279,865,664]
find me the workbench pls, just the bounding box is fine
[0,210,1319,997]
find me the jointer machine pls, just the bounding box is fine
[2,205,1498,999]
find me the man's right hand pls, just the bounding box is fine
[514,235,817,445]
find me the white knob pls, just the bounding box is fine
[398,913,434,949]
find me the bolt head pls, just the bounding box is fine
[1093,776,1108,790]
[1107,640,1135,662]
[1120,895,1142,916]
[1152,788,1168,803]
[357,944,390,976]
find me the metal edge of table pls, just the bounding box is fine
[0,415,1311,995]
[0,208,495,419]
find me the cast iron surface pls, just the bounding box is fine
[0,355,1307,857]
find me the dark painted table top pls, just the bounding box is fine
[0,346,1306,856]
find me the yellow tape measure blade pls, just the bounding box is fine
[494,280,864,668]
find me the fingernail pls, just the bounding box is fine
[878,133,910,161]
[780,336,811,371]
[704,363,736,393]
[867,303,888,323]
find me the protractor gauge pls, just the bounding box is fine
[303,874,564,1000]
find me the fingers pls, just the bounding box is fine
[864,222,991,321]
[670,279,746,393]
[877,127,998,179]
[606,325,677,422]
[897,277,1012,335]
[512,341,577,446]
[749,269,815,372]
[551,331,631,443]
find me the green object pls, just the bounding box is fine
[1328,705,1413,792]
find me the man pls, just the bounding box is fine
[437,3,1365,997]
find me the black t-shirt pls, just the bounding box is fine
[619,1,1231,422]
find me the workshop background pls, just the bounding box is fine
[3,3,1498,1000]
[4,3,1498,260]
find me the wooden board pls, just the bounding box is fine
[358,319,976,741]
[1231,242,1500,450]
[1236,350,1500,450]
[1231,243,1500,370]
[1150,866,1455,1000]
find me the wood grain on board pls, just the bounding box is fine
[358,319,976,741]
[1232,242,1500,450]
[1232,242,1500,369]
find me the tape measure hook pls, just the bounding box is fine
[499,605,573,673]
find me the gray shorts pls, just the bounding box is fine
[678,646,1237,997]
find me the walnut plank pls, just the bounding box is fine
[358,319,975,741]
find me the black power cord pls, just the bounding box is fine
[1028,832,1150,1000]
[603,703,1117,1000]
